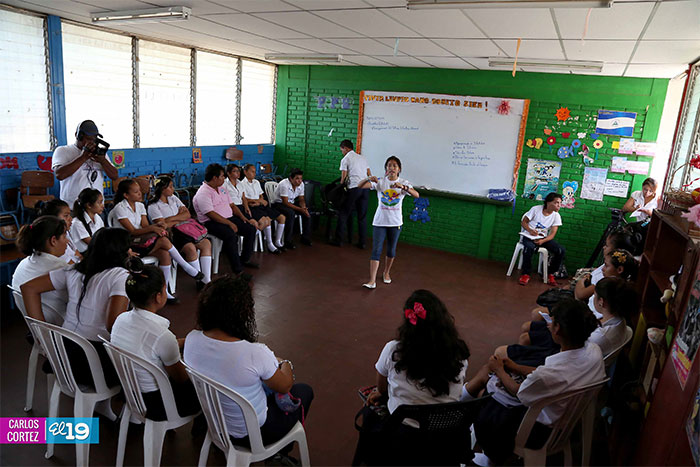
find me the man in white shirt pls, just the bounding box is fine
[52,120,118,209]
[331,140,372,248]
[271,168,312,247]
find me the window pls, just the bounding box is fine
[62,23,133,148]
[0,9,50,152]
[668,62,700,189]
[196,51,238,146]
[240,60,275,144]
[138,40,190,148]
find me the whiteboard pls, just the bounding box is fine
[357,91,529,198]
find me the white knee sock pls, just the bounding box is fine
[199,255,212,283]
[275,223,286,247]
[159,265,175,298]
[168,247,198,276]
[264,226,277,251]
[188,259,200,273]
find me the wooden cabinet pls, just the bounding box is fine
[634,211,700,465]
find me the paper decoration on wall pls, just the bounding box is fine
[37,155,53,171]
[192,148,202,164]
[555,107,571,121]
[526,138,543,149]
[561,181,578,209]
[571,139,582,153]
[498,99,511,115]
[596,110,637,137]
[557,146,571,159]
[671,267,700,388]
[592,139,604,159]
[577,132,587,139]
[618,138,635,154]
[257,145,264,154]
[611,156,627,173]
[111,151,125,169]
[625,160,650,175]
[522,158,562,201]
[562,132,571,139]
[410,197,431,223]
[546,136,556,153]
[543,128,552,136]
[226,147,243,160]
[317,95,353,110]
[603,179,630,198]
[634,141,657,156]
[611,141,620,149]
[0,156,19,170]
[581,167,608,201]
[580,144,593,165]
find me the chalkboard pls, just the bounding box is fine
[357,91,529,198]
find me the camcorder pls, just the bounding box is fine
[94,137,110,156]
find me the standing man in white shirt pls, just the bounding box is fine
[331,139,372,248]
[52,120,118,209]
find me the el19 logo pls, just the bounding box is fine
[46,418,99,444]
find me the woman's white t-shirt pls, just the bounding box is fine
[520,205,562,238]
[49,266,129,341]
[370,177,412,227]
[114,199,147,230]
[223,179,244,206]
[375,340,468,414]
[183,331,279,438]
[148,195,185,221]
[111,307,181,393]
[240,178,264,200]
[12,253,68,325]
[630,191,658,221]
[588,317,627,357]
[70,213,105,253]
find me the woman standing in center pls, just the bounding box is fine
[358,156,419,289]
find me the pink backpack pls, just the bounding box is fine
[173,219,208,243]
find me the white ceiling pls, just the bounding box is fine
[3,0,699,78]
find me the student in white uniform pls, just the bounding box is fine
[148,176,212,285]
[12,216,70,324]
[113,179,203,299]
[357,156,419,289]
[573,230,630,304]
[111,259,200,420]
[589,277,635,356]
[20,228,133,388]
[462,299,605,466]
[240,164,287,250]
[184,276,313,449]
[271,168,312,248]
[70,188,104,253]
[223,164,280,254]
[331,139,372,248]
[623,177,658,222]
[51,120,118,209]
[518,193,565,286]
[36,199,81,264]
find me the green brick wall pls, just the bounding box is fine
[275,65,668,269]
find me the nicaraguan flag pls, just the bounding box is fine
[596,110,637,137]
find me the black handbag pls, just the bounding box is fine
[324,177,348,209]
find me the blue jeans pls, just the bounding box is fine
[521,237,565,275]
[371,226,401,261]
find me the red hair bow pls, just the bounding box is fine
[405,302,427,325]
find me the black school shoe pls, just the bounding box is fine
[284,242,297,250]
[300,237,313,246]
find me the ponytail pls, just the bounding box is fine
[124,256,164,308]
[16,216,66,256]
[35,199,69,217]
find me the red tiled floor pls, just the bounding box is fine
[1,235,554,466]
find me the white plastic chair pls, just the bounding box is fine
[101,339,199,467]
[506,238,549,282]
[26,317,121,466]
[264,181,279,206]
[208,234,224,274]
[513,378,608,466]
[8,285,61,412]
[603,326,633,370]
[183,362,310,467]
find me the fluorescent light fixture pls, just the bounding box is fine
[91,6,191,24]
[489,57,603,72]
[407,0,612,9]
[264,54,343,64]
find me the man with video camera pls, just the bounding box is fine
[52,120,118,208]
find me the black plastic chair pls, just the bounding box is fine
[303,180,323,231]
[353,395,491,466]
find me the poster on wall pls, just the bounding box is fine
[112,151,125,169]
[672,267,700,389]
[596,110,637,137]
[686,380,700,466]
[581,167,608,201]
[522,159,562,201]
[604,179,630,198]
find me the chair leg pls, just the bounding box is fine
[198,433,212,467]
[540,250,549,282]
[227,446,250,467]
[581,404,595,467]
[507,245,521,276]
[45,379,60,459]
[563,442,573,466]
[143,420,168,467]
[296,434,311,467]
[73,394,97,467]
[523,449,547,467]
[24,345,40,411]
[116,406,130,467]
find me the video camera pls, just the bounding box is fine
[94,137,110,156]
